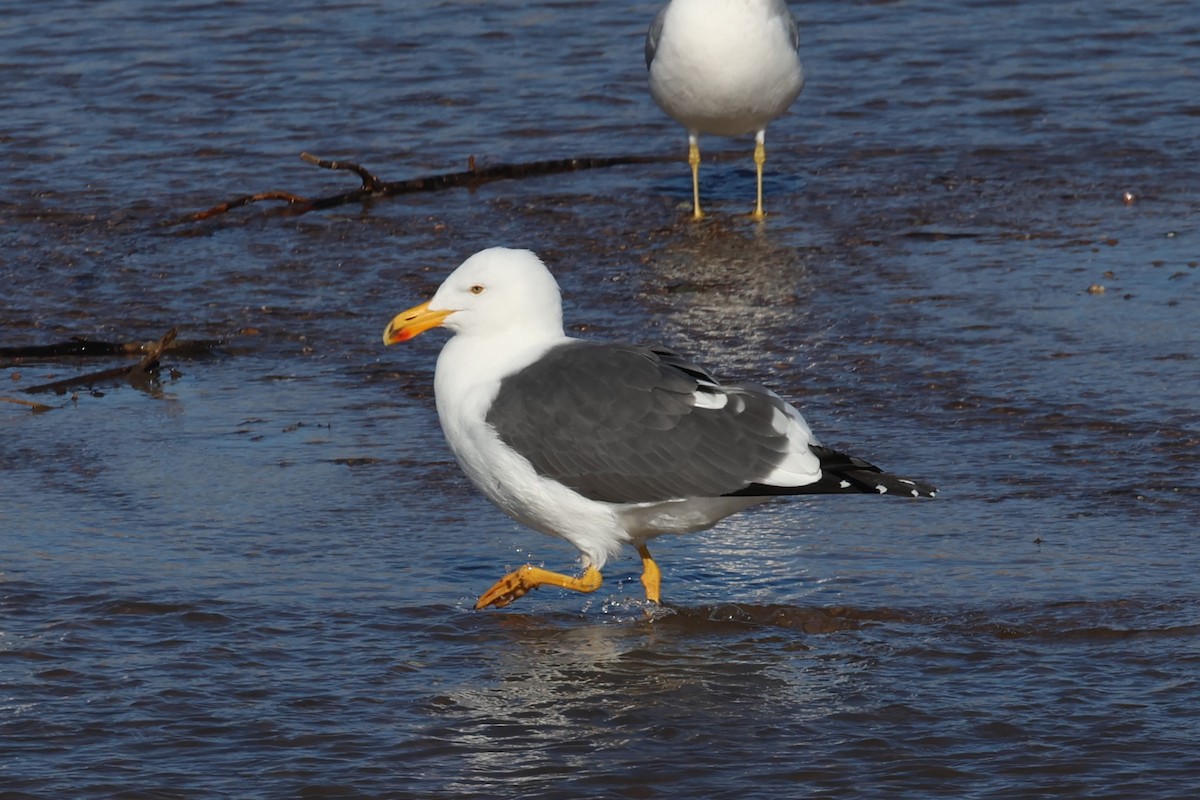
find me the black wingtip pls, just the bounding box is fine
[723,444,937,498]
[811,444,936,497]
[870,474,938,499]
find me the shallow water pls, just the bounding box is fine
[3,0,1199,797]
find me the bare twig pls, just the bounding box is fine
[301,151,385,191]
[179,151,672,223]
[130,328,177,379]
[189,190,311,221]
[0,396,55,413]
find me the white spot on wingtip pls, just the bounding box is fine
[839,480,851,489]
[691,389,728,410]
[876,485,888,494]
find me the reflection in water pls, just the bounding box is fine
[635,225,824,363]
[429,609,845,795]
[410,595,1200,797]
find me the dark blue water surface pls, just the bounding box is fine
[3,1,1199,797]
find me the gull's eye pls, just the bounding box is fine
[469,284,485,295]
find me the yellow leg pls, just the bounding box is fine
[637,545,662,604]
[475,564,603,610]
[688,136,704,220]
[752,134,767,220]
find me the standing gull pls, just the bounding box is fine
[646,0,805,219]
[383,248,935,609]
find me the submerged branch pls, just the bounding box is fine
[18,329,179,395]
[0,396,55,413]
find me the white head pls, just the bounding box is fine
[383,248,565,345]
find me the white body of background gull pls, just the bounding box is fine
[383,248,934,609]
[646,0,805,219]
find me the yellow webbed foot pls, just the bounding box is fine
[475,564,603,610]
[637,545,662,604]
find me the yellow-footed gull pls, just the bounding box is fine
[383,248,935,610]
[646,0,806,219]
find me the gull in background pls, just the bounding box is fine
[646,0,806,219]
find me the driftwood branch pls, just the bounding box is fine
[16,329,178,396]
[179,151,672,223]
[0,335,221,360]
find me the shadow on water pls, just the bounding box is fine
[451,594,1200,645]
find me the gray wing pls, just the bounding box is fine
[486,342,800,504]
[645,5,668,69]
[773,0,800,51]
